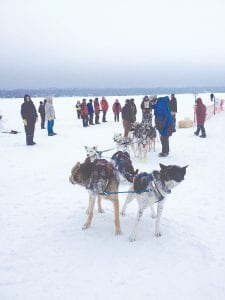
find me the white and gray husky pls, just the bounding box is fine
[120,163,188,242]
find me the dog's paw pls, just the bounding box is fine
[82,223,90,230]
[120,210,126,216]
[155,231,162,237]
[98,208,105,213]
[115,228,122,235]
[129,235,137,242]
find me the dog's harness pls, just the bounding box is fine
[151,175,165,201]
[111,151,136,183]
[101,171,169,202]
[152,171,172,200]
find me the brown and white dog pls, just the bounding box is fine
[69,159,122,235]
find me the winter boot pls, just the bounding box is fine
[194,125,200,136]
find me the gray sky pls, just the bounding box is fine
[1,0,225,89]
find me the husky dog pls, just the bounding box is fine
[145,125,157,152]
[137,133,149,160]
[84,145,104,213]
[120,163,188,241]
[113,133,124,150]
[69,159,122,235]
[111,151,138,183]
[84,145,99,162]
[113,132,130,153]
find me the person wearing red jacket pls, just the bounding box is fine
[112,99,122,122]
[100,96,109,122]
[80,98,89,127]
[194,97,207,138]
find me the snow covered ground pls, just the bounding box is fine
[1,93,225,300]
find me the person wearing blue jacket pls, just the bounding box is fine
[151,96,173,157]
[87,99,94,125]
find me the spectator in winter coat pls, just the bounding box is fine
[38,101,45,129]
[151,96,173,157]
[21,94,38,145]
[169,94,177,132]
[80,98,89,127]
[194,97,207,138]
[210,93,215,102]
[87,99,94,125]
[112,99,122,122]
[45,97,56,136]
[75,100,81,119]
[100,97,109,122]
[121,99,133,137]
[94,98,100,124]
[130,98,137,123]
[141,96,152,122]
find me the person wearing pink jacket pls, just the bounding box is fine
[194,97,207,138]
[112,99,122,122]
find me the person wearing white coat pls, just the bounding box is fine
[45,97,56,136]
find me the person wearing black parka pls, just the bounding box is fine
[21,94,38,145]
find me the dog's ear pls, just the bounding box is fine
[182,165,188,171]
[119,133,122,136]
[93,145,98,150]
[159,163,167,169]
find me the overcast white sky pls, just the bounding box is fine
[1,0,225,89]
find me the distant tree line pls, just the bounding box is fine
[0,87,225,98]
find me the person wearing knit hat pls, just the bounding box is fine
[121,99,133,137]
[20,94,38,145]
[141,96,152,123]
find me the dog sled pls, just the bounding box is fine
[2,130,21,134]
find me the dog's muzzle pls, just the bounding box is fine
[69,175,76,185]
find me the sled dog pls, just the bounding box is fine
[120,163,188,241]
[69,159,122,235]
[113,132,130,153]
[137,133,149,160]
[84,145,104,213]
[84,145,99,162]
[111,150,138,183]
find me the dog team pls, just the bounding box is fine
[69,94,188,242]
[69,135,187,242]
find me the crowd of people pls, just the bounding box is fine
[19,93,207,157]
[74,94,178,157]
